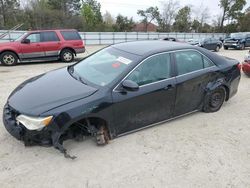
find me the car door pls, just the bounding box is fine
[19,32,45,59]
[204,38,213,50]
[40,31,61,57]
[210,39,218,50]
[112,52,176,135]
[173,50,217,116]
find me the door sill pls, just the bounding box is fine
[117,110,199,137]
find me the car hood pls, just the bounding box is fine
[0,41,19,47]
[225,38,242,42]
[8,67,98,116]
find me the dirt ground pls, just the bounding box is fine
[0,46,250,188]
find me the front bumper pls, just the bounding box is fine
[2,104,52,146]
[224,43,240,49]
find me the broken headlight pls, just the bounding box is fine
[16,115,53,131]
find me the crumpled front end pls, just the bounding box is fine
[3,103,52,146]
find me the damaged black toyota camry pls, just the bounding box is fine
[3,41,241,158]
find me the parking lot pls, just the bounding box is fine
[0,46,250,188]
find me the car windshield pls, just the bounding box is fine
[72,47,139,86]
[230,33,244,39]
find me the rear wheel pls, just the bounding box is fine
[0,51,18,66]
[203,87,226,113]
[224,46,228,50]
[215,45,220,52]
[60,49,74,63]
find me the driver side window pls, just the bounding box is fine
[26,33,41,43]
[127,53,171,86]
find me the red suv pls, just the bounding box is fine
[0,29,85,66]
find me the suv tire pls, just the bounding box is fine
[60,49,74,63]
[0,51,18,66]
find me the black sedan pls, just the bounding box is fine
[188,38,222,52]
[3,41,241,157]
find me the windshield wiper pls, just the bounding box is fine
[68,65,87,85]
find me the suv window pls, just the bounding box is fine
[60,31,81,40]
[127,53,171,86]
[26,33,41,43]
[41,31,59,42]
[175,51,203,75]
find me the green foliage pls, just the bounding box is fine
[81,0,103,31]
[173,6,191,32]
[137,7,160,31]
[0,0,248,33]
[113,14,134,32]
[219,0,246,29]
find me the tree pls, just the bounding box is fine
[103,11,115,25]
[191,19,201,32]
[137,6,160,32]
[48,0,81,15]
[158,0,179,32]
[81,0,103,31]
[238,8,250,31]
[0,0,20,28]
[173,6,191,32]
[113,14,134,32]
[219,0,246,29]
[194,4,210,32]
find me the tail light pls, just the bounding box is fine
[237,63,241,70]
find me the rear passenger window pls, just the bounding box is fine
[41,31,59,42]
[127,53,171,86]
[61,31,81,40]
[175,51,203,75]
[203,56,215,68]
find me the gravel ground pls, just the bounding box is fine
[0,46,250,188]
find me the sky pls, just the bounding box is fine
[98,0,250,22]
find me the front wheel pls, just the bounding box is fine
[240,43,245,50]
[60,49,74,63]
[0,51,18,66]
[203,87,226,113]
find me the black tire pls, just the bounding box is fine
[224,46,228,50]
[240,43,245,50]
[60,49,74,63]
[0,51,18,66]
[215,45,220,52]
[203,86,226,113]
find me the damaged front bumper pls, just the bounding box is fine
[3,104,52,146]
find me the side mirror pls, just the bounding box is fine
[122,80,139,91]
[21,39,30,44]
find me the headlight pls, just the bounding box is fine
[16,115,53,131]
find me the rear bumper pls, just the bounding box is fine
[2,104,52,146]
[75,47,85,54]
[242,62,250,76]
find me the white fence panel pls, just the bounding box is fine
[0,30,226,45]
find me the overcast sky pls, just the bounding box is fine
[99,0,250,22]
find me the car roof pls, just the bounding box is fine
[28,29,78,33]
[112,40,195,56]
